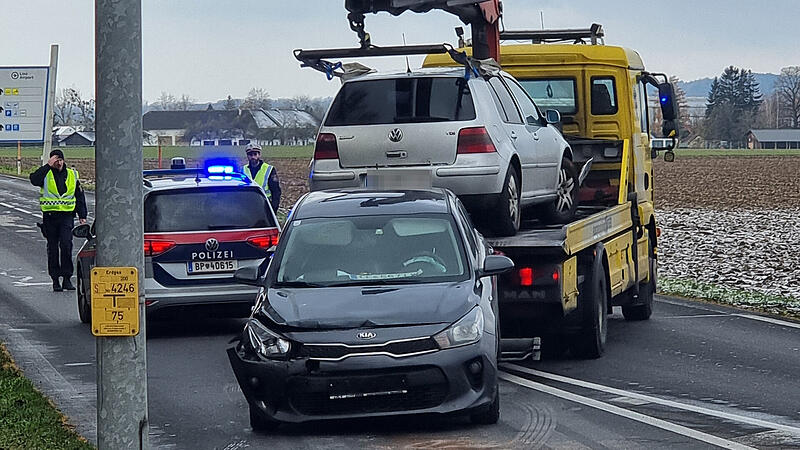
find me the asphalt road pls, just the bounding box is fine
[1,173,799,449]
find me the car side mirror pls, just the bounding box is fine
[233,266,261,286]
[479,255,514,278]
[545,109,561,125]
[72,223,92,239]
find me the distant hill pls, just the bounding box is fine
[678,73,779,98]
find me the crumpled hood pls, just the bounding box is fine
[260,281,475,329]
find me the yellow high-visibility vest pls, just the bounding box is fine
[40,168,79,212]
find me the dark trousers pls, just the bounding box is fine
[43,213,74,279]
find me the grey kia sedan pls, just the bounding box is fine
[227,188,514,431]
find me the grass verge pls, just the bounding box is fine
[0,343,94,449]
[658,277,800,320]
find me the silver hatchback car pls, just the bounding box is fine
[309,67,577,235]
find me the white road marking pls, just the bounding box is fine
[734,314,800,330]
[657,297,800,330]
[661,314,730,319]
[64,362,93,367]
[15,229,37,233]
[0,201,38,216]
[502,363,800,436]
[13,281,53,287]
[499,372,755,450]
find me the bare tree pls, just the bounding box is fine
[175,94,195,111]
[53,88,95,129]
[157,91,177,111]
[242,88,271,110]
[775,66,800,128]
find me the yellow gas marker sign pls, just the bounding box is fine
[90,267,140,336]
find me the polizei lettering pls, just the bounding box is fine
[191,250,234,260]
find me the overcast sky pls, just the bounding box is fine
[3,1,798,103]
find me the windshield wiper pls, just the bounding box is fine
[206,224,246,230]
[325,279,422,287]
[393,115,449,123]
[273,280,326,288]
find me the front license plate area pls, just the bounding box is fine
[328,375,407,400]
[187,260,238,274]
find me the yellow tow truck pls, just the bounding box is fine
[425,24,679,358]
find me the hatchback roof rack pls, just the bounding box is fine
[500,23,604,45]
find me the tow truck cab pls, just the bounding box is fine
[424,29,679,358]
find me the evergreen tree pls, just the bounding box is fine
[703,66,762,146]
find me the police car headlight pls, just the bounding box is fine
[245,319,291,359]
[434,306,484,349]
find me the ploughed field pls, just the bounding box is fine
[654,156,800,316]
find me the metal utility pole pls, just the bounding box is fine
[42,44,58,165]
[95,0,148,448]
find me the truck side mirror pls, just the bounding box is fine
[657,82,678,121]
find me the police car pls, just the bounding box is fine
[73,162,281,322]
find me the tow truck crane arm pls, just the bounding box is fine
[344,0,502,61]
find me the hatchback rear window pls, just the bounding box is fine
[144,187,276,232]
[325,77,476,126]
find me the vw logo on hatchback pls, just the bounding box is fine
[388,128,403,142]
[357,331,377,340]
[205,238,219,252]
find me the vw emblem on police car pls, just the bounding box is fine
[357,331,377,340]
[388,128,403,143]
[205,238,219,252]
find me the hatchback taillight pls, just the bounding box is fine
[457,127,497,154]
[314,133,339,160]
[144,240,176,257]
[247,229,280,250]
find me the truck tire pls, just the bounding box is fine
[491,166,521,236]
[77,265,91,324]
[540,157,578,224]
[572,260,608,359]
[622,240,656,321]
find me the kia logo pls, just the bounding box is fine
[357,331,377,340]
[388,128,403,143]
[205,238,219,251]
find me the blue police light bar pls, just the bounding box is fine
[660,96,669,104]
[207,165,235,174]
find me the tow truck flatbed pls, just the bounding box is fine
[487,203,632,257]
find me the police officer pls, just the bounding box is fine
[30,149,88,292]
[242,143,281,212]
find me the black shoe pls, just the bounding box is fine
[62,277,76,291]
[52,279,63,292]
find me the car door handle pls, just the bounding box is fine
[510,131,518,140]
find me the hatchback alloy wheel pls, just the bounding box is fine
[555,167,575,213]
[507,174,520,225]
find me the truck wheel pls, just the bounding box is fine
[250,406,280,432]
[491,166,521,236]
[622,240,656,321]
[77,266,91,324]
[540,157,578,224]
[572,261,608,359]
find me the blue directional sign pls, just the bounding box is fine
[0,67,49,142]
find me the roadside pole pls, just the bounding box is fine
[95,0,148,448]
[16,141,21,175]
[41,44,58,165]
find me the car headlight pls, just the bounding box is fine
[244,319,291,360]
[434,306,484,349]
